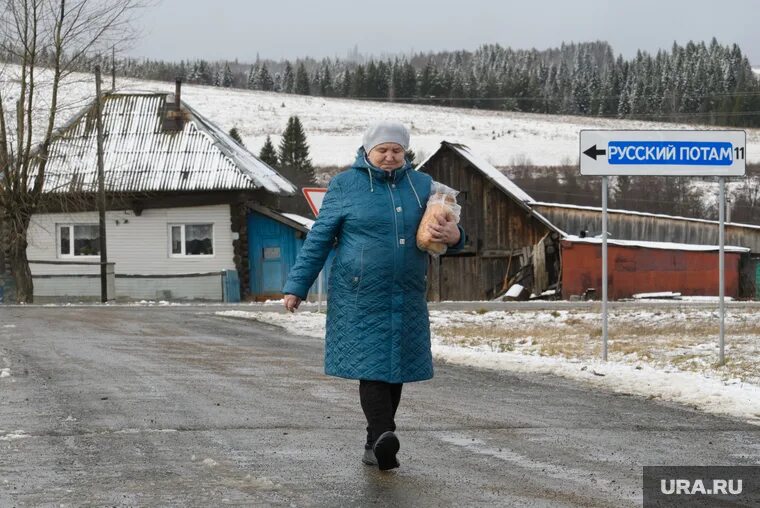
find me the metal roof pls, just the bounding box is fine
[32,92,296,195]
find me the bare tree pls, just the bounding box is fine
[0,0,143,302]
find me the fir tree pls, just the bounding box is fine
[294,62,310,95]
[278,116,315,184]
[228,127,245,147]
[282,61,295,93]
[247,64,259,89]
[339,69,352,97]
[350,65,366,97]
[195,60,213,85]
[256,63,274,91]
[320,62,333,96]
[221,63,234,87]
[259,135,278,167]
[405,148,417,166]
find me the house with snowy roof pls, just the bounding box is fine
[4,82,316,302]
[418,141,760,301]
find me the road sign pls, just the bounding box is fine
[580,130,746,176]
[302,187,327,217]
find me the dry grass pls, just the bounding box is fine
[431,309,760,383]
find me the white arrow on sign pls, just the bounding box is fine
[302,187,327,217]
[580,130,746,176]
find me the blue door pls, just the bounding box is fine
[247,211,335,300]
[248,212,299,298]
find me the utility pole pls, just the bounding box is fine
[111,46,116,91]
[94,66,109,303]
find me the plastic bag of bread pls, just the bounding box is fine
[416,181,461,256]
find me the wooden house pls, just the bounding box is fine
[2,85,315,302]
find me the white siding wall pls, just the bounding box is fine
[27,204,235,276]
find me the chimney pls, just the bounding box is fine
[175,78,182,110]
[161,79,185,131]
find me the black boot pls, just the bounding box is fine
[373,431,400,470]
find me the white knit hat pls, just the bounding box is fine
[362,121,410,154]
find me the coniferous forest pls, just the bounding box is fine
[8,39,757,127]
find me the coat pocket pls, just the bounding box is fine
[353,244,365,307]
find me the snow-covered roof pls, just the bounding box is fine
[418,141,535,205]
[563,234,750,253]
[281,213,314,230]
[533,201,760,231]
[31,91,296,195]
[418,141,565,235]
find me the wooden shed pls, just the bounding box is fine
[534,202,760,298]
[417,142,563,301]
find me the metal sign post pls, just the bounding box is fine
[719,177,726,364]
[602,176,608,361]
[580,130,746,363]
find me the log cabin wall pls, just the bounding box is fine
[420,144,554,301]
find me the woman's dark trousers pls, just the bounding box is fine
[359,380,403,449]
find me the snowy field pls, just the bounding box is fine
[3,64,760,168]
[216,307,760,425]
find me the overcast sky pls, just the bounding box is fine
[128,0,760,65]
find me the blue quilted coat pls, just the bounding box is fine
[283,150,465,383]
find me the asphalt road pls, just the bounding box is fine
[1,306,758,507]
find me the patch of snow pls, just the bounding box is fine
[433,343,760,425]
[0,430,29,440]
[0,368,10,378]
[632,291,682,299]
[281,213,315,230]
[218,310,326,338]
[564,234,749,253]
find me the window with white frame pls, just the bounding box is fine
[169,224,214,256]
[57,224,100,257]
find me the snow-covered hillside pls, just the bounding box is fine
[4,66,760,168]
[140,82,760,169]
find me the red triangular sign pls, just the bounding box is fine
[302,187,327,217]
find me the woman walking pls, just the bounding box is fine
[282,121,465,470]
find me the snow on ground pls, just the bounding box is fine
[0,430,29,440]
[4,64,760,168]
[217,307,760,425]
[1,355,10,378]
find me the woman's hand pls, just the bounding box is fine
[283,294,302,313]
[427,214,461,246]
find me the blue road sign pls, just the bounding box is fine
[580,130,746,176]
